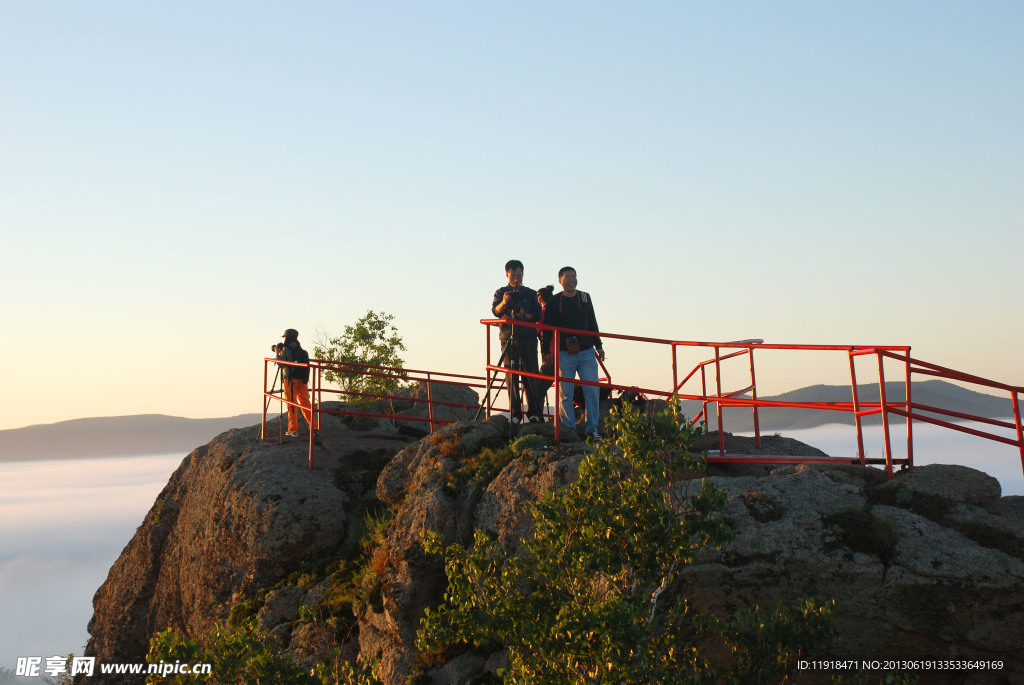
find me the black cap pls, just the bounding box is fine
[282,328,299,340]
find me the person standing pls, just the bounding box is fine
[541,267,605,439]
[535,285,555,405]
[492,259,544,424]
[280,328,313,437]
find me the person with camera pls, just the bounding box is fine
[279,328,313,437]
[535,285,556,403]
[541,266,605,439]
[492,259,544,424]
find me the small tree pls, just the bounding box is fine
[314,310,408,401]
[417,402,835,683]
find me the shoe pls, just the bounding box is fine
[510,415,522,425]
[527,415,542,424]
[586,432,603,441]
[285,430,300,438]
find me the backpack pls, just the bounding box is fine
[288,344,311,384]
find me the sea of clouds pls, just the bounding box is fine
[0,454,184,674]
[755,420,1024,497]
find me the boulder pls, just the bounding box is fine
[81,424,411,684]
[875,463,1002,506]
[257,585,305,633]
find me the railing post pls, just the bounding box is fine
[314,364,321,432]
[1013,390,1024,479]
[261,359,269,441]
[749,347,761,449]
[671,343,678,401]
[877,351,894,478]
[308,361,316,472]
[485,323,493,419]
[849,350,866,463]
[701,365,709,433]
[427,372,435,434]
[715,346,725,456]
[552,329,561,443]
[904,349,914,471]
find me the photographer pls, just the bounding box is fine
[541,266,604,439]
[491,259,543,424]
[279,328,313,437]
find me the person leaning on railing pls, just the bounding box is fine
[280,328,314,438]
[541,266,605,440]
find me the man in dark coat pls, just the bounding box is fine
[541,266,605,439]
[492,259,544,424]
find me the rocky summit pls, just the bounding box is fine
[82,386,1024,684]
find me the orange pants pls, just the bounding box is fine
[284,379,313,431]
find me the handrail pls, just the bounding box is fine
[260,323,1024,488]
[479,319,1023,485]
[262,357,486,470]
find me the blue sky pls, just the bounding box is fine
[2,2,1022,431]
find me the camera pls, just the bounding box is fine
[271,342,284,355]
[506,290,524,319]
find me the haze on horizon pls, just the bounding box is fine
[2,2,1021,432]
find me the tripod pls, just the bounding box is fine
[261,361,285,442]
[476,317,542,423]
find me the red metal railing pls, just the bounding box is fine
[261,324,1023,483]
[262,357,485,470]
[480,319,1024,483]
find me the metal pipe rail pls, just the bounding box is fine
[260,325,1023,485]
[480,319,1024,484]
[262,357,485,470]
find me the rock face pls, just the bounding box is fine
[82,420,415,683]
[685,464,1024,675]
[82,408,1024,685]
[357,423,1024,684]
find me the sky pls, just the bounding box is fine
[2,2,1022,432]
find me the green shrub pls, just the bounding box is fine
[825,507,898,566]
[957,520,1024,561]
[147,619,382,684]
[418,401,836,683]
[445,444,515,495]
[868,486,953,523]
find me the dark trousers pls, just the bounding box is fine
[501,336,541,419]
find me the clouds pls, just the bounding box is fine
[0,455,183,670]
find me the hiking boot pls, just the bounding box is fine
[285,430,300,438]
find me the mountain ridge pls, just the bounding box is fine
[678,379,1015,432]
[0,413,264,462]
[2,379,1014,462]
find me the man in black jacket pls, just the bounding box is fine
[491,259,544,424]
[541,266,605,439]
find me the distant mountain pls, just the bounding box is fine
[681,379,1016,432]
[0,413,264,462]
[0,379,1013,462]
